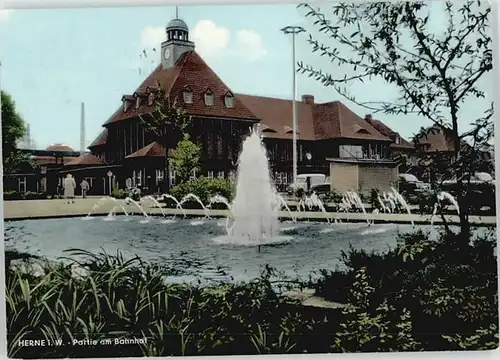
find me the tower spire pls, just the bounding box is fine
[175,6,179,19]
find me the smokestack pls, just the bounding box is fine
[25,123,31,148]
[80,102,86,155]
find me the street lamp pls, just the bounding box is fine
[281,25,305,187]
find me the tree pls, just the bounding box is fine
[138,85,193,191]
[170,133,201,183]
[297,0,492,238]
[1,91,29,173]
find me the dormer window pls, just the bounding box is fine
[121,95,134,112]
[204,89,214,106]
[224,92,235,108]
[183,87,193,104]
[148,92,155,106]
[135,97,141,109]
[395,134,401,144]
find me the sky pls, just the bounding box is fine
[0,1,494,150]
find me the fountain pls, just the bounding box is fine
[223,128,282,245]
[124,197,150,223]
[274,194,296,223]
[180,193,210,219]
[140,195,167,218]
[431,191,460,225]
[84,196,130,219]
[390,187,415,227]
[208,195,233,213]
[104,206,117,221]
[161,193,187,218]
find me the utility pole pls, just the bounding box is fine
[281,25,305,186]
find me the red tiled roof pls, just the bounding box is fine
[32,156,78,166]
[313,102,389,141]
[414,126,462,153]
[46,144,73,152]
[88,129,108,148]
[125,142,174,159]
[236,94,315,140]
[364,117,414,149]
[65,153,106,166]
[237,94,389,141]
[105,51,258,125]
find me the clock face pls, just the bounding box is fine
[164,48,171,60]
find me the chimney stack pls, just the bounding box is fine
[364,114,373,122]
[80,102,86,155]
[301,94,315,105]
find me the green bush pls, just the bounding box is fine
[313,227,499,351]
[322,190,343,204]
[110,184,127,199]
[3,190,47,200]
[3,190,21,200]
[170,177,233,206]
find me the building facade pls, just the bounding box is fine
[70,16,414,195]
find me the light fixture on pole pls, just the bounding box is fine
[280,25,305,187]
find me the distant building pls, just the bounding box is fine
[4,144,81,194]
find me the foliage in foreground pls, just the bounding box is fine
[314,227,499,351]
[5,227,498,358]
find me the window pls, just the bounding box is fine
[148,92,155,106]
[135,97,141,109]
[190,169,197,180]
[224,93,235,108]
[123,100,129,112]
[395,134,401,144]
[275,172,283,184]
[217,171,224,179]
[229,171,236,183]
[339,145,363,159]
[183,89,193,104]
[169,169,177,186]
[207,171,214,179]
[204,91,214,106]
[136,170,142,186]
[216,134,223,158]
[155,169,164,185]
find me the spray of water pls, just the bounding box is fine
[226,128,281,244]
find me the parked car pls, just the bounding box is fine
[287,173,327,194]
[398,173,431,197]
[441,172,495,213]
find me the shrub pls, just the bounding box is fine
[110,184,127,199]
[313,227,499,351]
[170,177,233,206]
[322,191,343,204]
[3,190,21,200]
[3,191,47,200]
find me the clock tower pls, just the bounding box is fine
[161,17,195,70]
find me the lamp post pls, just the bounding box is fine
[281,25,305,187]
